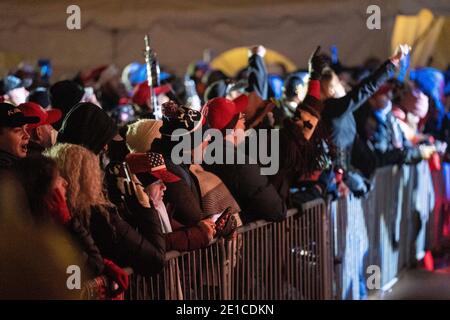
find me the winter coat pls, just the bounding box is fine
[165,217,210,252]
[0,150,19,173]
[204,142,286,223]
[356,104,422,166]
[67,215,105,275]
[83,204,165,277]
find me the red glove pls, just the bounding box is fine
[45,188,71,225]
[103,259,129,296]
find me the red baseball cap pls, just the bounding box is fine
[203,94,248,131]
[132,82,173,106]
[19,102,62,130]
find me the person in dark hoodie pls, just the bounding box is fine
[49,80,85,130]
[319,44,410,197]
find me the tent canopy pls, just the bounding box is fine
[0,0,449,78]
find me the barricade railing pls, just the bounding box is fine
[332,161,435,299]
[83,161,445,300]
[124,199,333,300]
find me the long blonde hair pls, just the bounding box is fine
[44,143,112,224]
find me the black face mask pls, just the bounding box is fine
[107,139,130,163]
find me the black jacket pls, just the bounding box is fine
[67,215,105,275]
[84,204,165,277]
[322,60,396,168]
[0,150,19,173]
[354,103,422,173]
[204,142,286,223]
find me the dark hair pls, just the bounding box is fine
[284,75,304,100]
[18,155,58,223]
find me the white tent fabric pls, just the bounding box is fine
[0,0,449,78]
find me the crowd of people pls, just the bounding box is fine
[1,42,449,299]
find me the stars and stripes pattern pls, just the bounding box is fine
[147,152,166,172]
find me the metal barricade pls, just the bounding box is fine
[83,162,444,300]
[332,162,435,300]
[125,199,333,300]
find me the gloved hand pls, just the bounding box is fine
[45,188,71,225]
[308,46,328,80]
[103,259,129,297]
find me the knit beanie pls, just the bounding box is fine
[126,119,163,153]
[58,102,117,155]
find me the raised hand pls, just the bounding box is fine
[390,44,411,67]
[251,45,266,58]
[308,46,328,80]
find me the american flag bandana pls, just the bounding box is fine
[125,152,180,183]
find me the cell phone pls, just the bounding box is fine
[214,208,231,228]
[122,162,132,183]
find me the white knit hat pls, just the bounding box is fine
[126,119,163,153]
